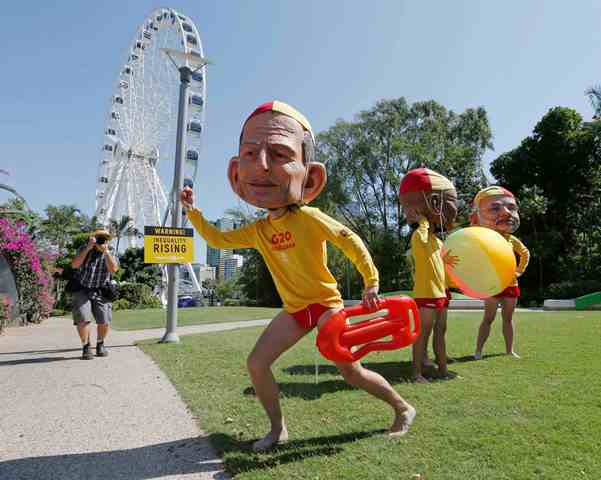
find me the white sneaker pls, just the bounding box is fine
[473,351,482,360]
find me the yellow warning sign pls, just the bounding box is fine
[144,226,194,264]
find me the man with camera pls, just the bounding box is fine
[71,229,119,360]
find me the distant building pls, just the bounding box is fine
[196,264,216,283]
[205,217,242,281]
[181,263,216,284]
[224,254,244,281]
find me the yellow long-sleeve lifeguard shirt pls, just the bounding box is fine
[186,206,379,313]
[410,218,447,299]
[505,234,530,287]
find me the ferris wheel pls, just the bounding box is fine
[95,7,206,248]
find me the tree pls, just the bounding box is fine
[585,85,601,120]
[491,106,601,294]
[118,247,162,290]
[109,215,141,253]
[0,197,41,233]
[315,97,492,293]
[40,205,85,252]
[215,276,242,302]
[238,248,281,307]
[518,186,549,298]
[223,207,282,306]
[79,214,103,233]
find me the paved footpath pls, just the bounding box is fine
[0,317,269,480]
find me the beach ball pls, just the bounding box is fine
[443,227,516,299]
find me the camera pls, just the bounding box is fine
[95,236,107,245]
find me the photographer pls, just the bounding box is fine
[71,229,119,360]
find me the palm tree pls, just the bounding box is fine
[80,214,103,233]
[109,215,141,252]
[40,205,83,251]
[585,85,601,120]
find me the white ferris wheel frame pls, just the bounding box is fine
[95,7,207,249]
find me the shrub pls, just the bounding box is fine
[117,282,151,304]
[0,218,55,324]
[137,295,162,309]
[113,298,131,311]
[55,289,73,312]
[545,280,601,300]
[223,298,242,306]
[50,309,65,317]
[117,282,161,309]
[0,296,11,333]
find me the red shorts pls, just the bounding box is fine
[415,289,452,310]
[291,303,331,330]
[494,286,521,298]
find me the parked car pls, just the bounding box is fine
[177,296,197,308]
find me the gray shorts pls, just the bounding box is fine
[72,289,112,325]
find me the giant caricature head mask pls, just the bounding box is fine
[399,168,457,230]
[227,101,327,210]
[470,186,520,234]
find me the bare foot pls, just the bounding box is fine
[388,404,416,437]
[252,427,288,452]
[413,374,429,384]
[507,351,520,359]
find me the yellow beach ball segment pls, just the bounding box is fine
[443,227,516,299]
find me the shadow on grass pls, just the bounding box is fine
[450,353,507,363]
[210,429,382,476]
[283,360,415,382]
[241,362,459,400]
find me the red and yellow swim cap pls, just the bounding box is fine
[472,186,514,208]
[243,100,314,142]
[399,168,454,194]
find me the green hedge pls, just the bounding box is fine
[113,298,131,311]
[117,282,162,309]
[545,280,601,300]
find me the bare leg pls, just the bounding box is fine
[321,308,415,436]
[247,310,310,452]
[500,297,519,357]
[413,308,434,382]
[421,328,435,368]
[475,299,498,359]
[336,360,415,435]
[432,308,448,377]
[97,324,109,342]
[76,322,90,345]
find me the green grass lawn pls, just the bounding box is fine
[111,306,281,331]
[139,311,601,479]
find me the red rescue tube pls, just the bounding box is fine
[316,296,420,363]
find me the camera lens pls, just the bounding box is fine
[96,236,107,245]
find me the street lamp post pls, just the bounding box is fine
[160,49,209,343]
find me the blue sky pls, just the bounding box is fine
[1,1,600,261]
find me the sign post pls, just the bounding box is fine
[159,48,209,343]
